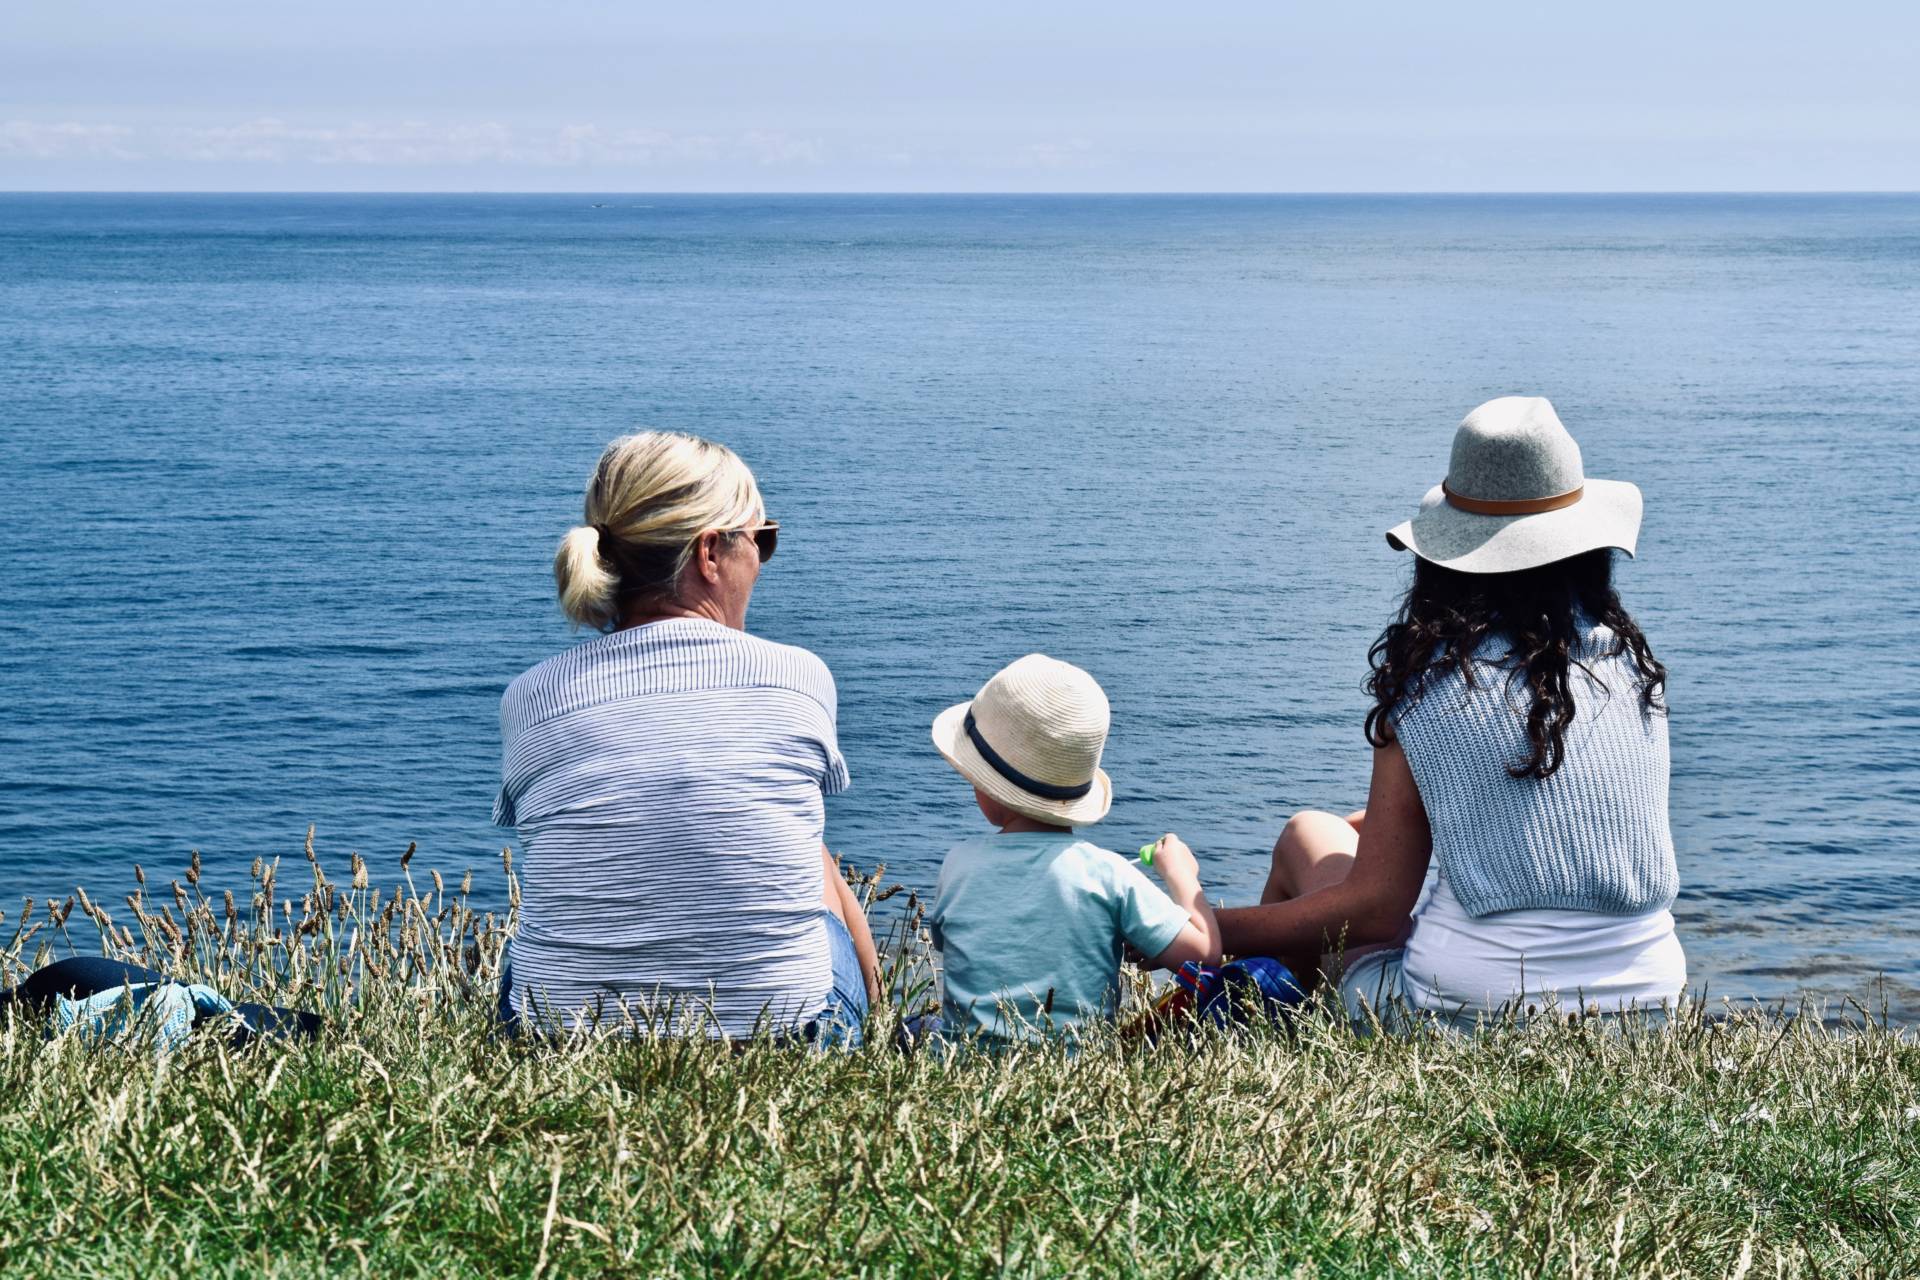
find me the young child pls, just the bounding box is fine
[927,653,1222,1044]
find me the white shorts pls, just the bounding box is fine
[1337,948,1672,1035]
[1334,949,1476,1034]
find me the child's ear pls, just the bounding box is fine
[974,788,1005,826]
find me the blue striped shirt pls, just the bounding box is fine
[494,617,850,1035]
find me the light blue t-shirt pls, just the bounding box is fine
[929,832,1191,1043]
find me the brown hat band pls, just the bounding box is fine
[1442,480,1585,516]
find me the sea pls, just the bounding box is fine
[2,193,1915,1015]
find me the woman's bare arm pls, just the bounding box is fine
[1216,740,1433,959]
[821,844,882,1002]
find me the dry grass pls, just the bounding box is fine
[1,836,1916,1278]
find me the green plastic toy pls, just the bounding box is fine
[1136,842,1158,867]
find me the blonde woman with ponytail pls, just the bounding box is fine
[494,432,878,1042]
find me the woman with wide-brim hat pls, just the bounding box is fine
[1216,396,1686,1028]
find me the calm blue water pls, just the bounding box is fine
[2,194,1916,1014]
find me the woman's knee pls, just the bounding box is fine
[1277,810,1360,859]
[1267,809,1362,900]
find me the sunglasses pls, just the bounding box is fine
[723,520,779,564]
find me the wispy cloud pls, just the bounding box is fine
[0,121,140,160]
[1012,139,1095,170]
[0,119,830,168]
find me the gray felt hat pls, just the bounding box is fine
[1386,396,1642,574]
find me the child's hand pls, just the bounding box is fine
[1150,833,1200,886]
[1143,833,1222,968]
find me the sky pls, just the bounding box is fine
[3,1,1917,192]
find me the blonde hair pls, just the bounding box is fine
[554,432,766,630]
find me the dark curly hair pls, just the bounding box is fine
[1363,549,1666,780]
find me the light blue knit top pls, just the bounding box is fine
[1392,622,1679,918]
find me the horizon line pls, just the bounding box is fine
[5,188,1919,198]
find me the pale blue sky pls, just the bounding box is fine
[4,1,1916,191]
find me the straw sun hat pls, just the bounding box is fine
[1386,396,1643,574]
[932,654,1113,827]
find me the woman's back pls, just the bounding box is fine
[1395,623,1685,1015]
[1393,622,1679,919]
[496,617,849,1034]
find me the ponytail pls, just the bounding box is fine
[553,523,619,631]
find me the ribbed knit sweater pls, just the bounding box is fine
[1393,623,1679,918]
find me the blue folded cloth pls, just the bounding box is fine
[55,981,240,1057]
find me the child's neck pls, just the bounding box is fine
[997,815,1074,835]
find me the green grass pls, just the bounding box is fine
[2,838,1916,1277]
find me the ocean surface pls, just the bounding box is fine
[2,194,1916,1015]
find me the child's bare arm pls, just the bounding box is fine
[1144,834,1223,968]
